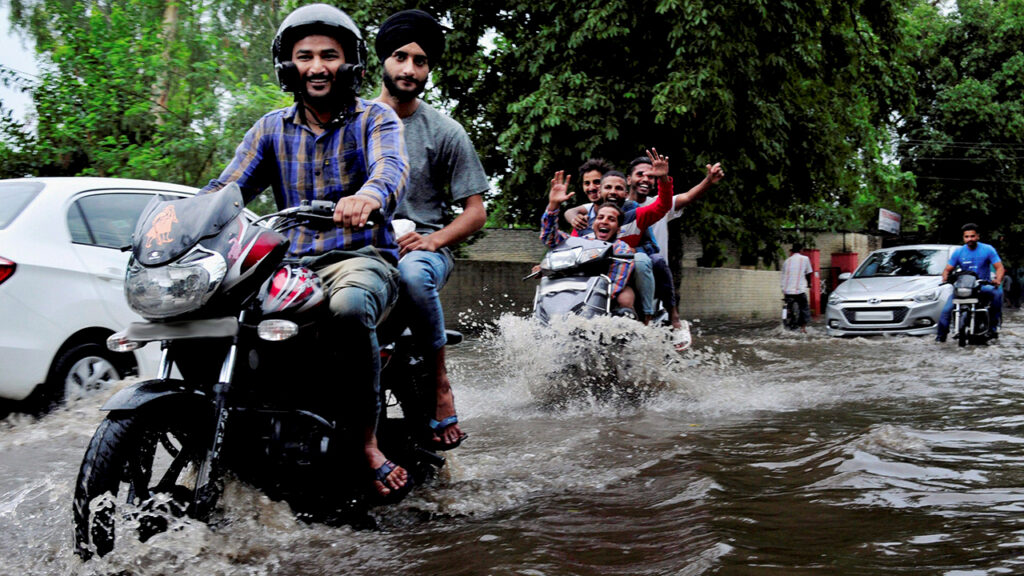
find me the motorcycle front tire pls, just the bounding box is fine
[73,406,212,559]
[957,310,969,348]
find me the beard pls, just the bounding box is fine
[300,65,359,115]
[301,71,338,111]
[382,70,425,102]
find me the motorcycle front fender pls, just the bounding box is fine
[100,378,210,412]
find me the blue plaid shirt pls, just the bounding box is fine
[201,99,408,262]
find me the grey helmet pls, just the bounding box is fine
[271,4,367,95]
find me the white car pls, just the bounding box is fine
[825,244,958,336]
[0,177,198,409]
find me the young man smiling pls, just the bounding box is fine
[564,150,674,322]
[541,171,636,311]
[374,10,489,451]
[626,156,724,335]
[201,4,410,497]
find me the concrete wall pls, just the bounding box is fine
[675,267,782,321]
[440,260,540,327]
[438,228,885,328]
[440,259,785,328]
[813,232,883,269]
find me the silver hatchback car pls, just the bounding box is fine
[826,244,957,336]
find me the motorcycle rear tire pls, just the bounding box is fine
[73,407,211,559]
[957,310,969,348]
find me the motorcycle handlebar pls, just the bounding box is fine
[259,201,382,231]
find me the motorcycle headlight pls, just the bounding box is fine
[125,249,227,319]
[541,246,582,272]
[955,287,974,298]
[912,288,941,303]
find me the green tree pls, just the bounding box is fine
[898,0,1024,261]
[1,0,292,192]
[362,0,918,263]
[4,0,933,257]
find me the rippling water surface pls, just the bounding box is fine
[2,310,1024,575]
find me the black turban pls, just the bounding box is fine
[375,9,445,65]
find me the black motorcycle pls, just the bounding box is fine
[72,184,453,559]
[948,271,997,347]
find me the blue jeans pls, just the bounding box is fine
[398,248,454,353]
[651,255,676,308]
[632,252,655,316]
[314,253,399,431]
[937,284,1002,337]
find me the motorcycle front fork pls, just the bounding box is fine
[190,312,243,520]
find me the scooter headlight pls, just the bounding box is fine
[125,249,227,319]
[541,246,582,272]
[578,246,607,263]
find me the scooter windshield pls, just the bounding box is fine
[134,182,245,266]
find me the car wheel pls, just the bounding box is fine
[47,343,126,406]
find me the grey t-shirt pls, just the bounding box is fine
[395,101,490,234]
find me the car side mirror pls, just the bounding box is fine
[838,272,851,281]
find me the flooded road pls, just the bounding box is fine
[3,309,1024,575]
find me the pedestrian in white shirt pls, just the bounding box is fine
[781,243,813,332]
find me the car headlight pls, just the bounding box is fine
[828,293,845,305]
[912,287,941,303]
[541,246,583,272]
[125,249,227,319]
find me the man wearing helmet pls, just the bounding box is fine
[374,10,489,451]
[200,4,411,497]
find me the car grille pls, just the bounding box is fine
[841,306,910,324]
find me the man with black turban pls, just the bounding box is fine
[375,10,489,451]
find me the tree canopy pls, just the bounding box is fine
[2,0,1023,264]
[897,0,1024,261]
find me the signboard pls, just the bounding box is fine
[878,208,901,235]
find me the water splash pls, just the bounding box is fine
[484,313,690,411]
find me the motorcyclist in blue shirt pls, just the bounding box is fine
[936,223,1005,342]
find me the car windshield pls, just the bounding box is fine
[854,249,948,278]
[0,182,44,229]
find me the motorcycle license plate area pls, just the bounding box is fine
[855,310,893,322]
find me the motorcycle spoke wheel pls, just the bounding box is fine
[73,411,210,559]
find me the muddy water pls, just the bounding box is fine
[2,310,1024,575]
